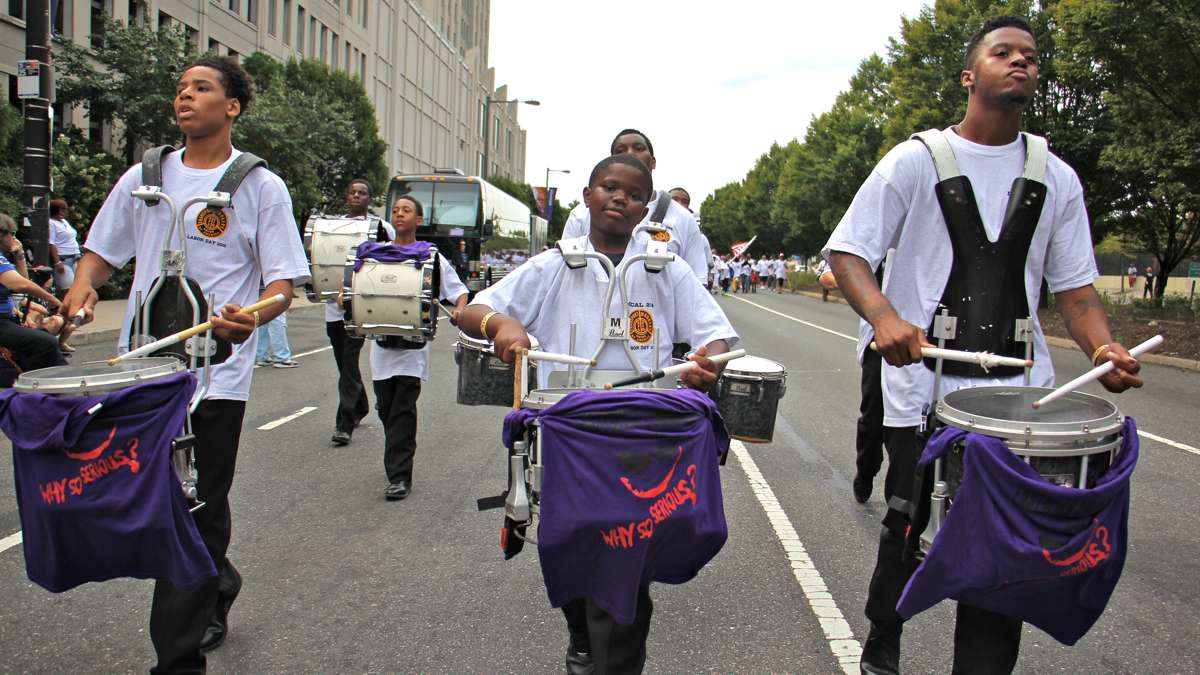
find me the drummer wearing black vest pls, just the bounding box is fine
[823,17,1142,674]
[63,56,309,672]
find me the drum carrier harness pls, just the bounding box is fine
[912,129,1048,379]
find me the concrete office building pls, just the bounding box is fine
[1,0,526,181]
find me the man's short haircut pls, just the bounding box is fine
[394,194,424,218]
[588,154,653,195]
[348,178,372,195]
[964,15,1035,69]
[609,128,654,157]
[49,199,68,217]
[0,213,16,232]
[668,187,690,199]
[183,55,254,117]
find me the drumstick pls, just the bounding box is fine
[869,342,1032,370]
[523,349,596,366]
[603,349,748,390]
[69,308,87,328]
[108,294,286,365]
[1031,335,1163,409]
[512,347,525,410]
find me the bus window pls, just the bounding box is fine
[388,180,434,224]
[432,182,481,229]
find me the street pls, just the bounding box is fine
[1,292,1198,673]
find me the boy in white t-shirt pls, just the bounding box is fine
[63,55,309,671]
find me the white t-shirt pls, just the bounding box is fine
[474,235,738,389]
[324,216,395,323]
[369,252,469,381]
[823,128,1097,427]
[86,148,310,401]
[775,259,787,279]
[562,195,709,284]
[50,218,81,256]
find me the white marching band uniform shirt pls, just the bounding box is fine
[562,195,709,284]
[474,235,738,390]
[368,252,468,382]
[824,127,1097,428]
[86,148,310,401]
[324,217,395,323]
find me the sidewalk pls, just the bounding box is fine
[70,295,326,346]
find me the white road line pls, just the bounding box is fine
[291,345,333,359]
[724,295,856,342]
[730,440,861,673]
[257,406,318,431]
[730,295,1200,458]
[0,530,21,554]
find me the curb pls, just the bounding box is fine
[69,301,327,347]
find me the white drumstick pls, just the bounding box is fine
[110,294,286,364]
[869,342,1032,370]
[523,349,596,367]
[602,349,747,389]
[1032,335,1163,409]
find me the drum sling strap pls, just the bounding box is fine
[912,129,1049,378]
[133,146,269,363]
[650,190,673,225]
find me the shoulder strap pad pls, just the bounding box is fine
[650,190,673,224]
[140,145,177,188]
[911,129,961,182]
[213,152,268,198]
[1020,132,1048,183]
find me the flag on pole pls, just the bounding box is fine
[731,235,757,257]
[532,187,557,221]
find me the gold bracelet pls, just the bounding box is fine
[253,310,261,328]
[480,311,498,339]
[1091,343,1110,367]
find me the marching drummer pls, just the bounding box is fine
[368,195,468,501]
[459,154,737,673]
[327,178,394,447]
[822,16,1142,674]
[61,55,309,671]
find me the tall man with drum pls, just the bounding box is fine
[823,16,1142,674]
[63,56,309,673]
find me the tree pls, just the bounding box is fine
[699,182,750,253]
[1058,0,1200,299]
[0,104,22,220]
[55,16,196,163]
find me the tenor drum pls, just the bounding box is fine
[343,256,439,340]
[304,216,372,302]
[715,356,787,443]
[454,332,539,406]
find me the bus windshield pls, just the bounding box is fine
[388,179,481,231]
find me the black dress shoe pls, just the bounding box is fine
[384,481,410,500]
[860,625,900,675]
[331,430,351,446]
[200,559,242,653]
[853,474,873,504]
[565,645,594,675]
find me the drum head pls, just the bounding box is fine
[13,357,186,396]
[521,386,601,410]
[723,355,786,381]
[937,386,1121,442]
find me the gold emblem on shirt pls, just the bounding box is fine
[195,208,229,238]
[629,309,655,344]
[651,230,671,242]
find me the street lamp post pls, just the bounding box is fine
[544,168,570,220]
[481,97,539,180]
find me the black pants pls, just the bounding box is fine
[865,426,1022,674]
[373,375,422,484]
[855,348,884,482]
[150,399,247,675]
[0,316,66,371]
[562,585,653,674]
[325,320,369,433]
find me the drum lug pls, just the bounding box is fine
[184,336,218,358]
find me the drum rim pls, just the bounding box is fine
[936,385,1122,443]
[455,330,540,352]
[722,355,787,380]
[521,386,610,410]
[13,357,186,395]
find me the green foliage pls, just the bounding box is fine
[0,104,23,219]
[54,16,196,163]
[237,55,388,221]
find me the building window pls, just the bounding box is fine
[346,0,351,16]
[88,109,105,151]
[360,53,366,78]
[507,130,513,161]
[128,0,144,25]
[282,0,290,43]
[53,0,64,33]
[477,152,485,177]
[331,33,338,69]
[8,0,24,21]
[158,10,171,28]
[209,38,220,54]
[296,7,305,52]
[344,42,351,72]
[185,24,198,50]
[246,0,257,24]
[478,101,486,139]
[227,0,238,14]
[90,0,106,49]
[267,0,276,34]
[360,0,366,27]
[493,116,499,148]
[228,49,239,62]
[309,17,316,55]
[320,25,328,63]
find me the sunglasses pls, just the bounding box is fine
[0,230,13,236]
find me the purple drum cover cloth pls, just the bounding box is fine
[353,240,433,271]
[0,372,217,593]
[897,419,1138,645]
[504,388,730,625]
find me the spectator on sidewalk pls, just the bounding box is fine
[49,199,81,291]
[1143,266,1155,299]
[0,214,68,373]
[1126,264,1137,291]
[255,302,297,368]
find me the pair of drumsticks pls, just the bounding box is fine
[107,294,286,365]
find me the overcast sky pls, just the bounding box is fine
[487,1,930,212]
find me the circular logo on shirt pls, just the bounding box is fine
[195,208,229,238]
[629,309,655,344]
[651,230,671,242]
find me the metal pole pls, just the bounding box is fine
[23,0,53,267]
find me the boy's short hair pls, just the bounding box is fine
[609,128,654,157]
[668,187,690,199]
[49,199,68,217]
[393,194,424,218]
[964,16,1035,68]
[588,154,654,196]
[183,55,254,118]
[348,178,373,195]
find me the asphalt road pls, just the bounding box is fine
[0,292,1197,673]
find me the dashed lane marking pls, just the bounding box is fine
[1138,430,1200,457]
[730,439,861,673]
[257,406,319,431]
[0,531,21,554]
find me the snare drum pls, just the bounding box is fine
[715,356,787,443]
[343,255,439,340]
[454,332,539,406]
[304,216,372,302]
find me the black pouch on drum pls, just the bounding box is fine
[376,335,428,350]
[137,276,233,365]
[941,440,1115,496]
